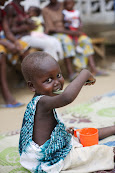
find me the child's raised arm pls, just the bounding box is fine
[39,69,95,111]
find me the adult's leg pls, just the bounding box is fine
[53,33,77,80]
[98,125,115,140]
[43,34,64,61]
[88,54,98,74]
[0,53,16,104]
[21,35,76,80]
[21,35,62,61]
[64,58,75,78]
[77,35,108,76]
[75,35,95,70]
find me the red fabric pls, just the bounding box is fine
[67,10,75,12]
[10,2,26,17]
[68,27,86,43]
[8,2,28,25]
[64,10,84,43]
[0,9,6,31]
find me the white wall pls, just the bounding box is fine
[21,0,40,11]
[22,0,115,24]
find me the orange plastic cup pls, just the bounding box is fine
[74,128,98,147]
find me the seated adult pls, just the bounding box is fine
[42,0,108,78]
[0,0,24,107]
[4,0,63,63]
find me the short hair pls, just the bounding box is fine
[29,6,41,16]
[21,51,56,82]
[64,0,75,5]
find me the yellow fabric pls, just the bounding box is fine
[0,45,7,54]
[78,35,94,56]
[18,40,29,50]
[31,17,44,33]
[74,35,94,69]
[0,39,29,65]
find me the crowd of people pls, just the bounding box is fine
[0,0,108,107]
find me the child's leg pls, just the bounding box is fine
[98,126,115,140]
[62,143,114,172]
[0,53,16,104]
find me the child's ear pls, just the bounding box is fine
[27,81,35,92]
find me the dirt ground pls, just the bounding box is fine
[0,63,115,134]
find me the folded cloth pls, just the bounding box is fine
[61,137,114,173]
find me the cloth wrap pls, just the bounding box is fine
[19,95,72,173]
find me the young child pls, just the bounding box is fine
[28,6,44,34]
[63,0,95,69]
[27,6,63,61]
[19,51,115,173]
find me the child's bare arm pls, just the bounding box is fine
[98,126,115,140]
[39,69,95,111]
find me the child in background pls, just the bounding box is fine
[63,0,108,76]
[28,6,63,61]
[19,51,115,173]
[28,6,44,36]
[63,0,94,69]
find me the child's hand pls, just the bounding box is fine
[84,75,96,86]
[66,127,74,135]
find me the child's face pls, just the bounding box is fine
[29,60,64,96]
[28,7,36,17]
[64,0,75,11]
[0,0,8,6]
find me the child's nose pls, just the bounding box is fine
[54,80,59,86]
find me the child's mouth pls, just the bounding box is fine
[53,89,64,94]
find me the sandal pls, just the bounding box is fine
[0,102,24,108]
[95,71,109,76]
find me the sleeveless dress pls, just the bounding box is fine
[19,95,72,173]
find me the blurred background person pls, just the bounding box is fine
[0,0,24,108]
[42,0,108,80]
[63,0,108,76]
[4,0,63,62]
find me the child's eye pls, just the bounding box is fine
[46,78,52,83]
[57,73,62,78]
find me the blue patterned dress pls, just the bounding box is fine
[19,95,72,173]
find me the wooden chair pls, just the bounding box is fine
[92,37,106,59]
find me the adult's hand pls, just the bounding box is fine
[14,40,23,54]
[6,41,20,54]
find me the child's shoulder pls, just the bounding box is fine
[26,95,43,109]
